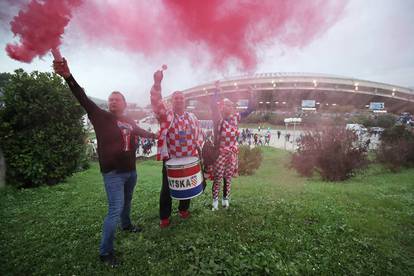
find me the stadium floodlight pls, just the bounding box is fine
[392,92,395,97]
[266,101,270,104]
[316,102,320,105]
[332,103,337,106]
[275,101,279,104]
[282,101,286,104]
[259,101,263,104]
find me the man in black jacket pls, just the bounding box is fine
[54,58,156,267]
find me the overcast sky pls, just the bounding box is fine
[1,0,413,106]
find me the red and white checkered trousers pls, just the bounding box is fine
[212,150,237,200]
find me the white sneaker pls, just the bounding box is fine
[222,198,229,208]
[212,199,218,211]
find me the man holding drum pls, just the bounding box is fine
[150,69,204,229]
[210,84,240,211]
[53,58,156,267]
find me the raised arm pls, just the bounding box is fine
[210,81,223,143]
[53,58,100,116]
[150,70,168,122]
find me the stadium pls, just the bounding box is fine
[163,73,414,119]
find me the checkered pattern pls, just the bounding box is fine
[166,113,200,158]
[151,86,204,160]
[212,151,238,200]
[211,113,239,200]
[218,113,240,153]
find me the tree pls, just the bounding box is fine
[376,125,414,171]
[0,69,87,188]
[0,72,12,89]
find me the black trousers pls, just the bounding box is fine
[160,161,190,220]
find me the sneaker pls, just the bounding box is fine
[122,224,142,233]
[99,253,119,268]
[160,218,170,229]
[222,198,229,208]
[212,199,219,211]
[179,210,190,219]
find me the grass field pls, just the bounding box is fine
[1,148,413,275]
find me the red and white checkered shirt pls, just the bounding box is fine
[151,86,204,160]
[218,113,240,153]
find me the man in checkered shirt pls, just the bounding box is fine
[211,84,240,211]
[150,69,204,229]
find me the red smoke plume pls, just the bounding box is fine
[6,0,82,63]
[74,0,348,69]
[6,0,348,69]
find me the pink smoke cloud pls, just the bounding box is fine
[6,0,349,69]
[74,0,348,70]
[6,0,82,63]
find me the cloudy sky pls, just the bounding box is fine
[0,0,413,106]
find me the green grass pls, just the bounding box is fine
[1,148,413,275]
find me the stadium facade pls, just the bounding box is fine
[164,73,414,118]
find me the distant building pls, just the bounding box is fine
[161,73,414,118]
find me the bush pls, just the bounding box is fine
[349,113,396,128]
[376,125,414,171]
[244,112,265,124]
[243,112,284,125]
[291,127,368,181]
[238,145,263,175]
[0,69,87,188]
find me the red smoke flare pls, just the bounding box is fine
[6,0,82,63]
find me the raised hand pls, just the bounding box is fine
[153,70,163,86]
[53,58,71,79]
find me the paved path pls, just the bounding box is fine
[134,124,380,157]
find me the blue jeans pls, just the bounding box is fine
[99,170,137,255]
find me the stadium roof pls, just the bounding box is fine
[177,72,414,103]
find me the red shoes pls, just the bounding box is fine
[160,211,190,229]
[179,210,190,219]
[160,218,170,229]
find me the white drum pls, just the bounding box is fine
[165,157,204,200]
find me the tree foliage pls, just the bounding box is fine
[376,125,414,171]
[350,113,396,129]
[0,69,87,188]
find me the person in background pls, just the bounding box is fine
[210,84,240,210]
